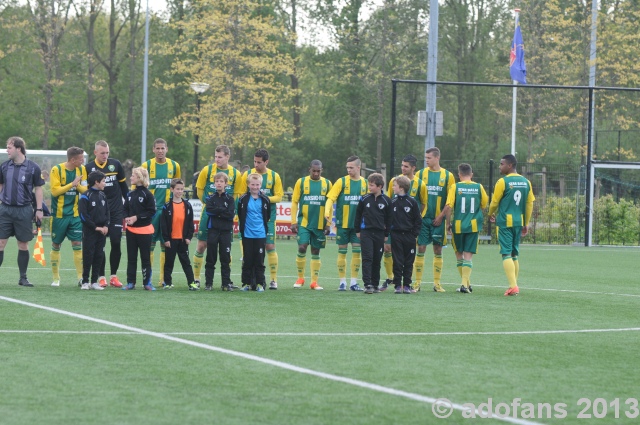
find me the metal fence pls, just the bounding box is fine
[429,160,639,246]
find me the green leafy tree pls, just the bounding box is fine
[161,0,296,165]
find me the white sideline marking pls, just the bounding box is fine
[0,295,542,425]
[2,327,640,337]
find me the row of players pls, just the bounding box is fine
[0,137,534,294]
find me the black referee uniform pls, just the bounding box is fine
[0,156,45,287]
[390,194,422,290]
[354,192,392,291]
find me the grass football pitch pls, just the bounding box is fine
[0,238,638,424]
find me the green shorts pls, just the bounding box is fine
[417,218,445,246]
[197,210,209,241]
[497,226,521,256]
[151,209,163,244]
[51,216,83,244]
[451,232,479,254]
[266,220,275,245]
[297,226,326,250]
[336,228,360,245]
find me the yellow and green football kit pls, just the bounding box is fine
[291,176,332,284]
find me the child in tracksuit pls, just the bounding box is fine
[237,173,271,291]
[204,172,235,291]
[354,173,392,294]
[161,178,196,290]
[390,175,422,294]
[123,167,156,291]
[79,171,110,290]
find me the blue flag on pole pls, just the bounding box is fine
[510,18,527,84]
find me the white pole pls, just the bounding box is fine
[510,9,520,156]
[141,0,150,164]
[424,0,439,159]
[587,0,598,247]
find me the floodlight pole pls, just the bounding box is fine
[424,0,439,162]
[390,80,397,177]
[190,82,210,174]
[586,0,598,247]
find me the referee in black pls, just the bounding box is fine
[354,173,392,294]
[0,137,45,287]
[389,176,422,294]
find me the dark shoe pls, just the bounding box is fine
[221,285,234,292]
[468,285,473,293]
[364,285,373,294]
[18,277,34,287]
[394,286,403,294]
[403,286,412,294]
[372,287,380,294]
[204,285,213,291]
[229,282,239,290]
[380,279,392,292]
[458,285,469,294]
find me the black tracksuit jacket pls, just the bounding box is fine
[205,191,235,232]
[160,200,195,241]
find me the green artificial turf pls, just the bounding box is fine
[0,238,638,424]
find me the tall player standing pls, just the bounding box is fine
[414,147,455,292]
[237,149,283,290]
[85,140,128,288]
[192,145,242,288]
[488,154,535,296]
[49,147,87,287]
[324,155,368,291]
[140,138,181,287]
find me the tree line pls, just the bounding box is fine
[0,0,638,188]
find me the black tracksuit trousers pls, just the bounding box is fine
[164,238,195,286]
[391,231,416,287]
[360,228,385,288]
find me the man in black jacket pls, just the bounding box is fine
[85,140,129,288]
[204,173,235,291]
[354,173,392,294]
[390,176,423,294]
[161,178,195,290]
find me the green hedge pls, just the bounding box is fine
[533,194,640,246]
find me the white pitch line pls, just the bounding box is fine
[2,328,640,337]
[451,283,640,298]
[0,330,138,334]
[0,295,543,425]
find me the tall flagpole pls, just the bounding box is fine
[511,8,520,156]
[141,0,150,164]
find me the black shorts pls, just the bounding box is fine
[108,213,124,239]
[0,203,35,242]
